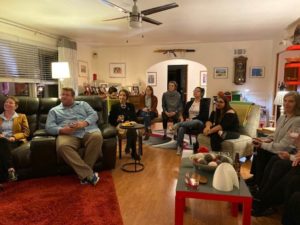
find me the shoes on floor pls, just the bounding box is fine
[131,152,141,161]
[125,146,130,154]
[8,169,18,182]
[81,172,100,186]
[144,133,150,140]
[176,146,182,155]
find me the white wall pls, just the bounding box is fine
[90,40,275,113]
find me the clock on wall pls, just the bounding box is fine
[234,56,248,85]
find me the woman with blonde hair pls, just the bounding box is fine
[0,96,30,182]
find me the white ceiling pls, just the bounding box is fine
[0,0,300,46]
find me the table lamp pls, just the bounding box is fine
[51,62,70,95]
[274,90,288,116]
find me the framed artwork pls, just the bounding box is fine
[78,61,88,77]
[200,71,207,85]
[147,72,157,86]
[214,67,228,79]
[132,86,139,95]
[99,83,108,93]
[250,66,265,78]
[109,63,126,78]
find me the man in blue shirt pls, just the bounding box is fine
[46,87,103,185]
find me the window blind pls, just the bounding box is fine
[0,38,58,81]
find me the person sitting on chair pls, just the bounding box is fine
[109,89,140,160]
[172,87,209,155]
[161,81,182,140]
[0,96,30,182]
[202,95,240,151]
[137,85,158,140]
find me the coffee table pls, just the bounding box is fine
[175,151,252,225]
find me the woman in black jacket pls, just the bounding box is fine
[202,95,240,151]
[173,87,209,155]
[109,89,139,160]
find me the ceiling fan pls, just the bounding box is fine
[101,0,178,28]
[154,49,196,57]
[280,17,300,45]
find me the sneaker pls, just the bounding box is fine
[8,169,17,182]
[176,146,182,155]
[87,172,100,186]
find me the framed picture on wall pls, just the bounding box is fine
[132,86,139,95]
[147,72,157,86]
[200,71,207,85]
[78,61,88,77]
[213,67,228,79]
[250,66,265,78]
[109,63,126,78]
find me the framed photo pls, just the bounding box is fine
[99,83,108,93]
[200,71,207,85]
[250,66,265,78]
[78,61,88,77]
[147,72,157,86]
[109,63,126,78]
[214,67,228,79]
[132,86,139,95]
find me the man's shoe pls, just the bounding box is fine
[8,169,18,182]
[176,146,182,156]
[87,172,100,186]
[144,133,150,140]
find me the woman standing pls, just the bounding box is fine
[109,89,140,160]
[173,87,209,155]
[138,86,158,140]
[0,96,30,182]
[202,95,240,151]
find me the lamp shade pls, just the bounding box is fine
[274,91,288,106]
[51,62,70,80]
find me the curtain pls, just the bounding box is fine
[58,38,78,95]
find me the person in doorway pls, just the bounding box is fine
[46,87,103,186]
[137,86,158,140]
[0,96,30,182]
[161,81,182,139]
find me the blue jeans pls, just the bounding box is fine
[138,111,157,128]
[176,120,203,147]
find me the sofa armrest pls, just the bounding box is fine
[33,129,51,137]
[100,124,117,139]
[30,136,58,177]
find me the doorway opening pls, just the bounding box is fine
[168,65,188,104]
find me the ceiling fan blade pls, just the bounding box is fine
[142,16,162,25]
[141,3,178,16]
[101,0,130,14]
[103,16,128,22]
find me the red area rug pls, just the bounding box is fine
[0,171,123,225]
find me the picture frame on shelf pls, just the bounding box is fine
[109,63,126,78]
[132,86,139,95]
[78,61,88,77]
[200,71,207,85]
[250,66,265,78]
[147,72,157,86]
[213,67,228,79]
[99,83,108,93]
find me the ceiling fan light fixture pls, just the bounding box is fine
[129,14,142,28]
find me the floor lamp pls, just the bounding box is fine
[51,62,70,96]
[274,90,288,117]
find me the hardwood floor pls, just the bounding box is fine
[111,126,282,225]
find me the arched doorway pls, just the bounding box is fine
[146,59,207,114]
